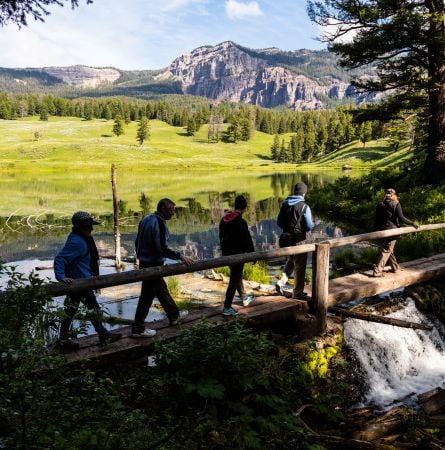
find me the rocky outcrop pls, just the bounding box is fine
[167,41,357,110]
[34,65,121,88]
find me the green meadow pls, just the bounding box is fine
[0,117,407,216]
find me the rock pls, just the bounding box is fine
[166,41,360,110]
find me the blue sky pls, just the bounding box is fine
[0,0,325,70]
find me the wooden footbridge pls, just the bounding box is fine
[11,223,445,366]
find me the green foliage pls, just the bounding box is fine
[151,321,311,448]
[215,261,269,284]
[167,276,181,297]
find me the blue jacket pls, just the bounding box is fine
[135,212,181,266]
[54,232,93,281]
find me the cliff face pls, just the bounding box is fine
[36,65,121,88]
[167,41,358,110]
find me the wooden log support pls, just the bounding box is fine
[312,242,330,334]
[329,306,433,330]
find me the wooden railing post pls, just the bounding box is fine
[312,242,330,334]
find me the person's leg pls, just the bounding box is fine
[156,278,180,323]
[283,257,295,279]
[224,264,244,309]
[235,263,246,300]
[132,279,156,334]
[374,239,395,276]
[82,290,108,338]
[293,252,308,298]
[59,295,81,342]
[386,240,400,271]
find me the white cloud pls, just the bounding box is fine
[225,0,263,20]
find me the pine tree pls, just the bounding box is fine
[270,134,280,160]
[308,0,445,183]
[39,105,48,121]
[136,116,149,145]
[112,115,124,137]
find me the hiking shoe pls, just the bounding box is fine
[293,292,309,300]
[275,282,285,296]
[58,339,80,352]
[242,294,255,307]
[100,332,122,345]
[372,272,385,278]
[131,329,157,338]
[170,310,189,326]
[222,308,238,316]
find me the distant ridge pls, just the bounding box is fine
[0,41,377,109]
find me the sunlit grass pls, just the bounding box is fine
[0,117,410,216]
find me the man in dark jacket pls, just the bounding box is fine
[54,211,121,351]
[276,182,314,299]
[131,198,193,337]
[219,195,255,316]
[373,188,419,277]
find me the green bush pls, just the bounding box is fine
[215,261,270,284]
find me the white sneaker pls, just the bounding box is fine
[170,310,189,325]
[131,328,157,338]
[278,272,289,287]
[242,294,255,307]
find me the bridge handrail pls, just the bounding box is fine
[1,223,444,299]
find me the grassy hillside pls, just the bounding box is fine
[0,117,413,215]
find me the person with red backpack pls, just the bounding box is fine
[276,182,314,299]
[372,188,419,277]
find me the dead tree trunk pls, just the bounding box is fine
[111,164,121,269]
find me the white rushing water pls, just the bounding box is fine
[344,298,445,409]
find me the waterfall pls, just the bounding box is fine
[344,298,445,409]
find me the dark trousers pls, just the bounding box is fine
[132,276,179,333]
[224,263,246,309]
[59,290,107,341]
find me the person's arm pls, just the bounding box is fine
[304,205,315,231]
[395,203,419,228]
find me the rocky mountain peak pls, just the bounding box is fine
[166,41,361,110]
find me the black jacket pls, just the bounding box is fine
[219,211,255,256]
[374,199,415,231]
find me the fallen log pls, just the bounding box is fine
[329,307,433,331]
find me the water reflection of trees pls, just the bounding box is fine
[0,172,347,261]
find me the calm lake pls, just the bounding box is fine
[0,169,351,262]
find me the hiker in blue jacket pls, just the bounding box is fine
[54,211,121,351]
[276,182,314,299]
